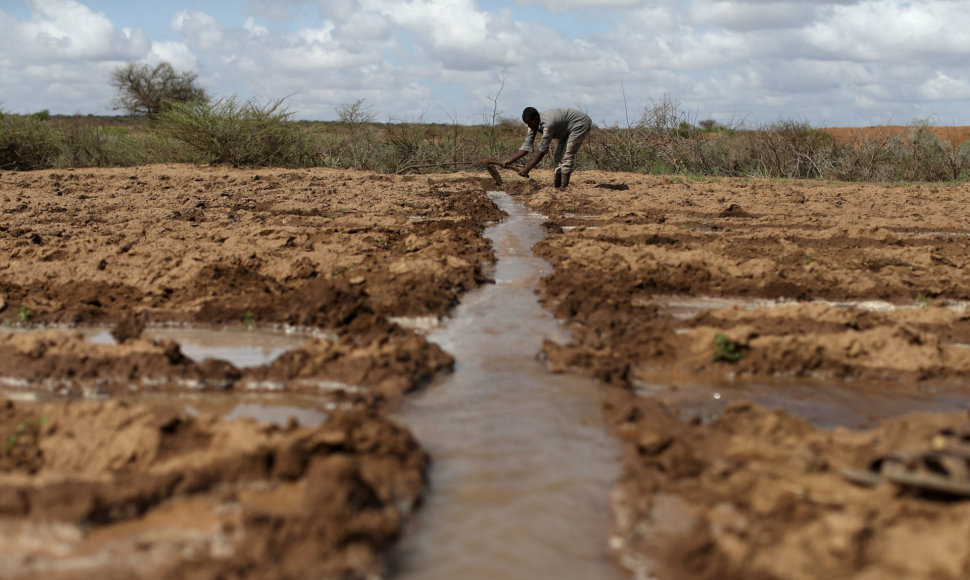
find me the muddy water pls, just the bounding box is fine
[85,326,319,368]
[389,193,627,580]
[637,378,970,431]
[641,294,970,430]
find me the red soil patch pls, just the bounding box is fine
[824,125,970,145]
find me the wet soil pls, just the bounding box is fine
[388,193,625,580]
[512,172,970,579]
[0,165,502,578]
[0,166,506,397]
[0,397,427,580]
[5,164,970,578]
[524,174,970,388]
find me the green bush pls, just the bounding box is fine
[55,122,189,167]
[744,119,839,179]
[153,96,320,167]
[0,114,61,170]
[893,121,970,181]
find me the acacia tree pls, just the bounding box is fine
[335,99,375,125]
[111,61,208,118]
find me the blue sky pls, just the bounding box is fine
[2,0,970,128]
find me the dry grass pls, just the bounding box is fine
[3,107,970,182]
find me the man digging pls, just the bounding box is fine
[502,107,592,189]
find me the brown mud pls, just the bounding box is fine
[0,397,427,580]
[5,164,970,578]
[512,172,970,579]
[0,166,501,578]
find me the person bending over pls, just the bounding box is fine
[503,107,592,189]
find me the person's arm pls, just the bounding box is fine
[504,122,539,167]
[518,151,546,177]
[502,150,528,167]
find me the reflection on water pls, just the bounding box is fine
[635,378,970,431]
[647,294,970,320]
[223,401,327,426]
[84,326,316,368]
[389,192,627,580]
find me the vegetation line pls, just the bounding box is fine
[1,61,967,182]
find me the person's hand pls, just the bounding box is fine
[518,169,530,178]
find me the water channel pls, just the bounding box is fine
[388,192,627,580]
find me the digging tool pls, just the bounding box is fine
[480,159,507,186]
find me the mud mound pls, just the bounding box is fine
[606,392,970,580]
[541,297,970,386]
[528,173,970,387]
[0,330,241,395]
[0,167,501,329]
[244,328,454,397]
[0,397,427,579]
[0,327,452,400]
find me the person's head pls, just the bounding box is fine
[522,107,540,130]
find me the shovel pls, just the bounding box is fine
[480,159,507,186]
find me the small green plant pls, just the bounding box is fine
[242,311,256,329]
[804,255,815,264]
[8,305,32,327]
[5,417,48,454]
[712,333,746,363]
[332,262,358,278]
[915,293,931,308]
[680,223,694,231]
[374,236,390,249]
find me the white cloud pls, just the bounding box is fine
[333,11,390,40]
[0,0,154,114]
[0,0,148,64]
[516,0,645,10]
[321,0,361,22]
[148,40,200,71]
[243,17,269,37]
[268,23,377,70]
[375,0,497,64]
[919,70,970,101]
[804,1,970,63]
[689,1,820,31]
[172,10,225,51]
[244,0,309,20]
[2,0,970,126]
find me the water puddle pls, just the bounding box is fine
[635,378,970,431]
[2,325,319,369]
[646,294,970,320]
[389,193,626,580]
[85,326,318,368]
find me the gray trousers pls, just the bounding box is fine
[553,117,592,175]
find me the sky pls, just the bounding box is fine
[1,0,970,128]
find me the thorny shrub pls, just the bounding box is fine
[153,96,320,167]
[0,114,61,170]
[2,96,970,182]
